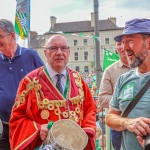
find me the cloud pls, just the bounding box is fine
[0,0,16,21]
[1,0,150,34]
[97,0,150,27]
[115,0,150,10]
[50,0,93,14]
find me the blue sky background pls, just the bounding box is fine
[0,0,150,34]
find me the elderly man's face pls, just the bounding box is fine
[0,28,12,55]
[44,36,70,73]
[122,34,149,68]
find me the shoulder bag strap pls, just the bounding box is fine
[122,77,150,117]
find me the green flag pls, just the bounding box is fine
[63,32,71,35]
[79,32,84,37]
[15,0,30,47]
[102,49,120,72]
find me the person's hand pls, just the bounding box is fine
[137,135,145,148]
[125,117,150,137]
[39,124,48,141]
[98,97,109,108]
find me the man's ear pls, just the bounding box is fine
[44,49,47,57]
[10,32,16,40]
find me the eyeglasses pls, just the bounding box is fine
[0,33,10,39]
[45,46,69,52]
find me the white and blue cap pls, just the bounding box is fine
[114,18,150,42]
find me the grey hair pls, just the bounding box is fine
[0,19,15,33]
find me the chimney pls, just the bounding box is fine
[91,12,95,28]
[108,17,116,25]
[50,16,57,31]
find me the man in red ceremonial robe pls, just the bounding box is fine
[9,35,96,150]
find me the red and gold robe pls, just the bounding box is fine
[9,67,96,150]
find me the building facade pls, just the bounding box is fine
[30,13,123,73]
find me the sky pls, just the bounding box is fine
[0,0,150,35]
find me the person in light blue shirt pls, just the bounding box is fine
[105,18,150,150]
[0,19,44,149]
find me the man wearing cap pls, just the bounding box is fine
[99,41,130,150]
[105,18,150,150]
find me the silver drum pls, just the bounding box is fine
[44,119,88,150]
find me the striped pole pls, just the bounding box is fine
[105,108,114,150]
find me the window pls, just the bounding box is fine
[84,66,89,73]
[83,39,88,45]
[84,51,88,60]
[105,38,109,44]
[75,66,80,72]
[74,40,78,46]
[74,52,78,60]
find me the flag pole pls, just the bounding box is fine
[27,0,30,48]
[93,0,102,89]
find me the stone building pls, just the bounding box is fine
[30,13,123,73]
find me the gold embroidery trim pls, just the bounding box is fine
[13,77,41,108]
[13,73,84,123]
[73,72,84,102]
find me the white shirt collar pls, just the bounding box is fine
[135,68,150,77]
[45,62,67,78]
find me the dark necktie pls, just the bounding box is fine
[56,74,63,94]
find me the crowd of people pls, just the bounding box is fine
[0,17,150,150]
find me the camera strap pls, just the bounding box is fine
[122,77,150,117]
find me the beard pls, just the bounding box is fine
[129,56,144,68]
[127,42,148,68]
